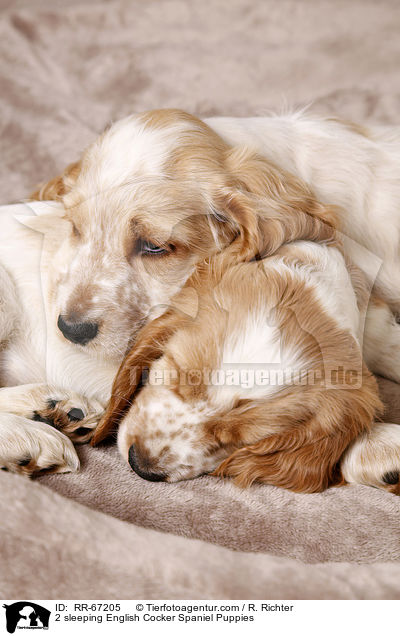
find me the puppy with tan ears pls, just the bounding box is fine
[92,237,399,495]
[3,108,400,480]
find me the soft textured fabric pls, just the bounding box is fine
[1,0,400,205]
[1,0,400,599]
[38,436,400,564]
[2,471,400,600]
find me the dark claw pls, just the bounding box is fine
[18,458,31,466]
[67,408,85,422]
[382,471,399,485]
[33,411,53,425]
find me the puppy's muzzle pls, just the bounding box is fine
[57,315,98,345]
[128,444,166,482]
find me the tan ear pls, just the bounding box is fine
[91,309,188,445]
[222,147,338,259]
[30,160,82,201]
[213,376,381,493]
[215,426,348,492]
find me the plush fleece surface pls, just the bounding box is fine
[1,0,400,599]
[39,388,400,565]
[2,471,400,600]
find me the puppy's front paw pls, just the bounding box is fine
[0,384,104,443]
[0,413,79,476]
[341,423,400,495]
[33,393,104,443]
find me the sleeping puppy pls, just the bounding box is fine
[8,108,399,480]
[92,240,400,495]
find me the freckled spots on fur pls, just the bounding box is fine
[149,430,164,440]
[163,452,179,467]
[70,109,382,490]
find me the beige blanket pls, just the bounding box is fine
[40,379,400,566]
[2,470,400,600]
[1,0,400,599]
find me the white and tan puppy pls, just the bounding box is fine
[0,201,109,474]
[1,108,399,489]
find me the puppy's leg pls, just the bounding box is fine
[0,263,20,344]
[0,413,79,475]
[0,384,104,444]
[363,298,400,383]
[341,423,400,495]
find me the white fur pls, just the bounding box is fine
[0,202,117,472]
[117,387,224,482]
[277,241,361,340]
[214,242,362,405]
[363,302,400,384]
[117,242,400,484]
[87,116,197,191]
[341,423,400,488]
[0,413,79,473]
[2,111,400,483]
[206,114,400,309]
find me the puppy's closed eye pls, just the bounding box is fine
[134,238,176,257]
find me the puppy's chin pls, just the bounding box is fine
[84,332,132,362]
[117,417,135,461]
[55,325,128,362]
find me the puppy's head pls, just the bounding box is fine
[93,254,380,492]
[32,109,336,360]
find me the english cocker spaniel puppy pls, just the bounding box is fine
[92,239,399,494]
[5,108,397,487]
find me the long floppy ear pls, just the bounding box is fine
[30,160,82,201]
[91,309,189,445]
[215,426,350,493]
[221,147,338,259]
[213,377,381,493]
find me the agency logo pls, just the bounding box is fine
[2,603,50,633]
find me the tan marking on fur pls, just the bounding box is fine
[222,147,338,258]
[30,109,339,369]
[33,108,374,491]
[97,241,382,492]
[91,309,190,444]
[30,160,82,201]
[212,372,380,492]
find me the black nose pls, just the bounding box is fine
[128,445,166,482]
[57,315,98,345]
